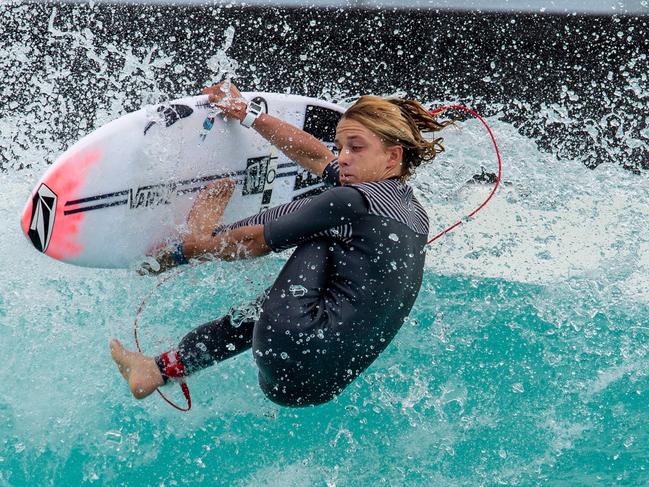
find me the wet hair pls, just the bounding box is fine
[341,96,453,180]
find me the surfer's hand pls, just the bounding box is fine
[203,82,247,121]
[136,250,178,276]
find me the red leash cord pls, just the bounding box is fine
[427,105,502,244]
[133,104,501,412]
[134,267,192,411]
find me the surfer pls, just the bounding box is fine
[110,82,452,406]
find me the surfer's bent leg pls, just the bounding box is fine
[154,294,266,382]
[252,239,346,407]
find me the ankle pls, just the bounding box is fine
[155,350,188,384]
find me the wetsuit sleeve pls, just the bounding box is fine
[212,198,313,236]
[321,159,341,187]
[265,186,367,251]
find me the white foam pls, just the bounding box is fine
[412,117,649,292]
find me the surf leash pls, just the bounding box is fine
[134,104,501,412]
[426,105,502,244]
[133,266,192,411]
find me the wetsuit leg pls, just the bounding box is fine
[156,294,265,380]
[253,238,348,407]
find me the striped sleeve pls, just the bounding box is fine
[321,159,341,187]
[351,179,430,236]
[264,186,367,251]
[212,198,313,236]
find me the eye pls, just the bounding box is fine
[351,145,364,152]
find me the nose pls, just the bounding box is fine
[337,148,351,165]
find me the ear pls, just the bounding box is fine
[385,145,403,170]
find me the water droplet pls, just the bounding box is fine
[388,233,399,242]
[345,405,359,416]
[104,430,122,444]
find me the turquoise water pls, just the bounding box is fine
[2,245,649,485]
[2,3,649,486]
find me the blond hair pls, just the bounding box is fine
[341,96,452,179]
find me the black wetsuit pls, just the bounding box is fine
[156,160,429,407]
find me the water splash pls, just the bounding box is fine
[1,2,649,485]
[206,25,239,84]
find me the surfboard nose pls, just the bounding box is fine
[21,183,58,253]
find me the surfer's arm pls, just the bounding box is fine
[212,186,367,252]
[208,224,270,261]
[162,186,365,269]
[204,82,335,176]
[251,112,336,176]
[145,223,268,273]
[264,186,367,250]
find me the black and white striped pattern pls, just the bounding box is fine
[351,179,429,236]
[213,160,429,238]
[213,196,353,244]
[327,159,430,236]
[212,198,312,235]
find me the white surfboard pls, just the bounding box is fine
[20,92,344,268]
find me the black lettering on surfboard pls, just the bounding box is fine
[293,166,322,191]
[128,184,174,209]
[243,155,277,196]
[28,183,57,253]
[62,172,245,216]
[143,104,194,135]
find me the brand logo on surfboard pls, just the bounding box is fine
[243,155,277,196]
[144,104,194,135]
[28,183,57,253]
[128,185,175,209]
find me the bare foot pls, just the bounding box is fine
[110,339,164,400]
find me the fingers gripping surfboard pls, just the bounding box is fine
[20,93,344,268]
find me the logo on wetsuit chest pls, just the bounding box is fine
[289,285,308,297]
[129,185,174,209]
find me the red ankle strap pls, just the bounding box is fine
[156,350,192,411]
[159,350,187,380]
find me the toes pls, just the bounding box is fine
[110,339,124,360]
[110,339,131,380]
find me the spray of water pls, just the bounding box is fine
[1,2,649,485]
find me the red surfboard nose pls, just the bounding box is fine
[21,148,101,259]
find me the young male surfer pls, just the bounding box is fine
[110,82,452,406]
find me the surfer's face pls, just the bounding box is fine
[334,119,403,184]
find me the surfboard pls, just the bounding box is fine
[20,92,344,268]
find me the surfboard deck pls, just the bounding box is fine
[21,92,344,268]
